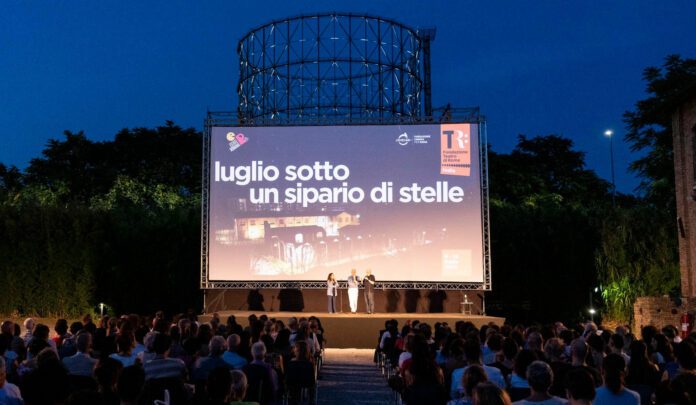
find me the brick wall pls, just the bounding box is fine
[672,93,696,297]
[633,296,696,332]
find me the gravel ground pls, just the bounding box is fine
[317,348,394,404]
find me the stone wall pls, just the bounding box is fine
[633,296,696,332]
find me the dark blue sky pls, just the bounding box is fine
[2,1,695,193]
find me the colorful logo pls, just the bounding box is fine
[226,132,248,152]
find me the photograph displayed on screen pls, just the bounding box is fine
[208,124,484,282]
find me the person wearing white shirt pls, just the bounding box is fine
[346,269,361,313]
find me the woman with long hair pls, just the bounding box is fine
[403,334,447,405]
[595,353,640,404]
[326,273,338,313]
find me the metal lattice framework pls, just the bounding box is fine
[200,112,492,291]
[237,13,428,121]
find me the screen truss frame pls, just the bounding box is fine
[201,111,491,291]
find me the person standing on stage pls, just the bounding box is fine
[347,269,361,313]
[326,273,338,313]
[362,269,376,314]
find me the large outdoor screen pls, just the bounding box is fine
[207,124,484,283]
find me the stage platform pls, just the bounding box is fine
[200,311,505,349]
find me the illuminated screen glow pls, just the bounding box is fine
[208,124,484,282]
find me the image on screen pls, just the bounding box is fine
[207,124,484,283]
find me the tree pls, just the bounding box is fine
[623,55,696,208]
[487,135,612,323]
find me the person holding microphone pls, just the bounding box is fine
[326,273,338,313]
[362,269,376,314]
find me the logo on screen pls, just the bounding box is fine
[226,132,248,152]
[440,124,471,176]
[395,132,411,146]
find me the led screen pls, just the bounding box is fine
[208,124,484,282]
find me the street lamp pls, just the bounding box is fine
[604,129,616,207]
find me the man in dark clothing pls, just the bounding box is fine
[363,269,376,314]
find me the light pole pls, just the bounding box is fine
[604,130,616,207]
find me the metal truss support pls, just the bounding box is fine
[200,112,491,292]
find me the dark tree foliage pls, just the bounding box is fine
[486,135,612,323]
[0,122,202,317]
[24,121,201,203]
[623,55,696,208]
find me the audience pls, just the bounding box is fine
[2,310,695,405]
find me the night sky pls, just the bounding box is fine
[2,1,695,193]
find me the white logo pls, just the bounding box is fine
[395,132,411,146]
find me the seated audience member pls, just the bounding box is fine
[489,337,518,379]
[52,319,71,349]
[244,341,280,404]
[223,334,248,369]
[594,354,640,405]
[110,333,138,367]
[94,357,124,405]
[585,333,605,371]
[31,323,57,353]
[660,372,696,404]
[509,349,538,389]
[62,332,98,377]
[205,366,234,405]
[0,357,22,405]
[286,340,318,404]
[569,339,602,387]
[141,333,190,405]
[193,336,232,382]
[544,338,571,398]
[512,361,567,405]
[448,364,487,405]
[399,334,415,370]
[451,338,506,399]
[142,333,187,381]
[117,365,146,405]
[626,340,660,389]
[22,347,71,405]
[564,368,596,405]
[526,332,546,361]
[672,338,696,378]
[230,369,257,404]
[473,382,512,405]
[17,338,49,378]
[58,322,83,359]
[484,334,504,365]
[22,319,35,345]
[403,334,448,405]
[137,331,158,364]
[131,326,147,358]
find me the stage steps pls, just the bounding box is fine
[317,348,392,404]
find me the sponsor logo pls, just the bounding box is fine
[226,132,248,152]
[440,124,471,176]
[395,132,411,146]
